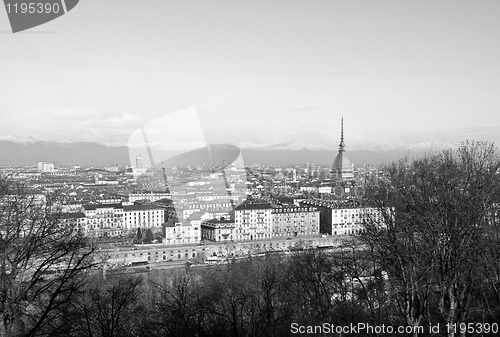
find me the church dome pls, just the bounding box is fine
[332,152,352,171]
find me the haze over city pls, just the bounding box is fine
[1,0,500,148]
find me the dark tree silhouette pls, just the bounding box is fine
[0,176,97,337]
[145,228,154,244]
[360,141,500,337]
[60,274,146,337]
[151,273,210,337]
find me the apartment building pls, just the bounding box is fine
[164,220,201,245]
[331,207,382,235]
[201,218,235,242]
[59,212,87,233]
[123,204,164,231]
[234,202,273,241]
[271,207,320,238]
[83,203,124,237]
[37,161,55,173]
[82,202,164,237]
[299,200,384,235]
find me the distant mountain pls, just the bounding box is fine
[363,141,462,152]
[0,140,130,166]
[0,135,480,167]
[236,142,337,151]
[235,141,467,152]
[0,135,38,144]
[238,149,418,166]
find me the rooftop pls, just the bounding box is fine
[83,203,122,210]
[123,204,163,211]
[300,199,374,209]
[271,207,318,213]
[60,212,85,219]
[203,218,235,224]
[234,202,272,210]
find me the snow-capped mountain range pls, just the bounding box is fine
[234,141,467,152]
[0,135,38,143]
[0,134,485,152]
[1,134,497,166]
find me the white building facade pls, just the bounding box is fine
[82,203,164,237]
[164,221,201,245]
[234,203,273,241]
[83,203,124,237]
[201,218,235,242]
[38,161,55,173]
[331,207,382,235]
[123,204,164,231]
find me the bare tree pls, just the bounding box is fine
[360,172,435,337]
[288,249,339,324]
[204,260,258,337]
[150,272,209,337]
[0,176,97,337]
[335,240,394,334]
[361,141,500,337]
[251,255,294,337]
[62,274,145,337]
[477,202,500,322]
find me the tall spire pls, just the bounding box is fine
[338,117,346,153]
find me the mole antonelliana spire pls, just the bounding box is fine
[331,117,354,180]
[339,117,346,153]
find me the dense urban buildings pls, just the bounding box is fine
[129,191,171,203]
[4,120,378,246]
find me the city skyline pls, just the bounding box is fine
[1,1,500,147]
[3,2,500,334]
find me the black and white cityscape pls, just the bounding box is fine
[1,1,500,336]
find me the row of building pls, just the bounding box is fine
[59,199,322,244]
[61,202,166,237]
[299,199,384,235]
[59,195,385,244]
[165,203,321,245]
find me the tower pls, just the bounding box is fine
[339,118,346,153]
[331,118,354,180]
[136,155,142,168]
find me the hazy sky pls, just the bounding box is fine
[1,0,499,147]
